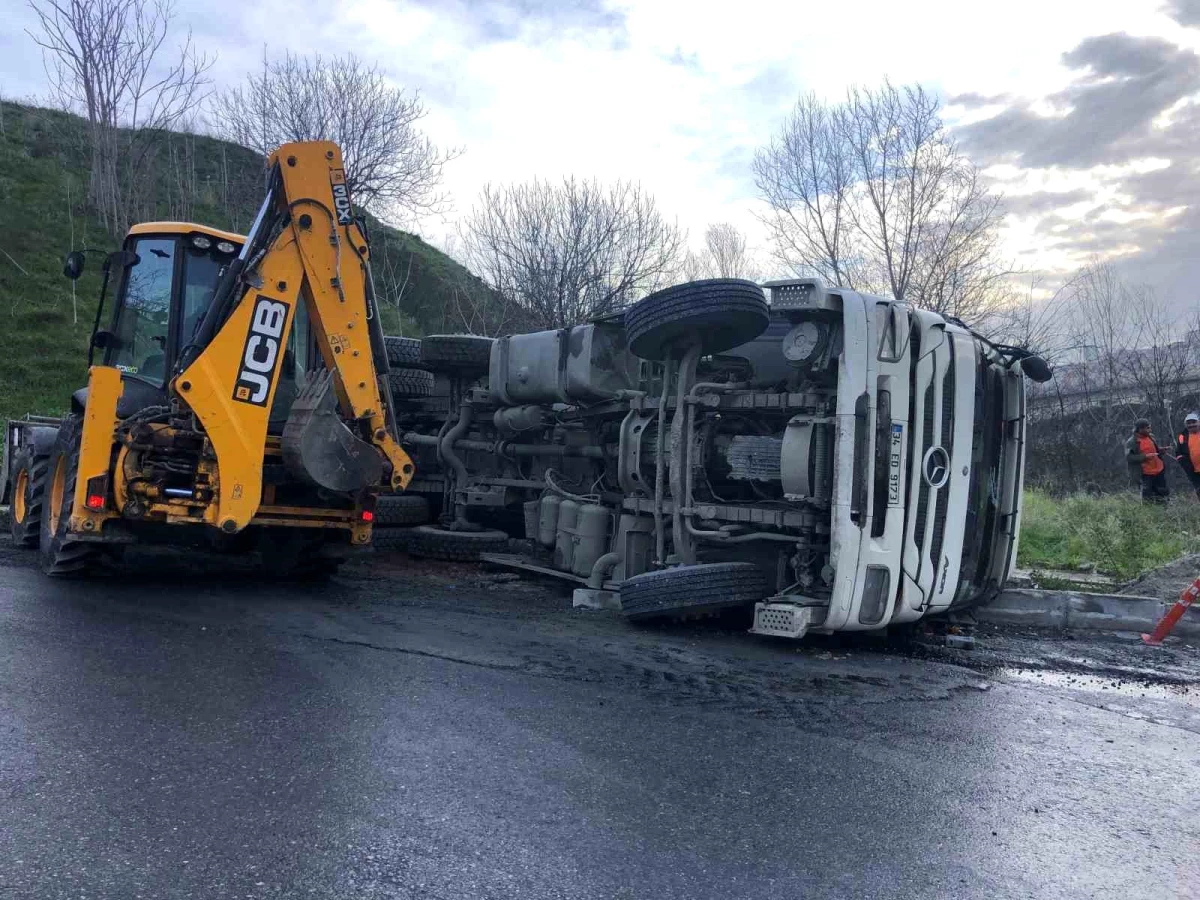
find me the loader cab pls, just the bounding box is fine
[102,223,245,389]
[88,223,313,426]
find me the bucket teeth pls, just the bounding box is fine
[281,370,383,493]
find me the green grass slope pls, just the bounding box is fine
[0,100,497,421]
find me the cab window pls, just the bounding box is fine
[109,237,175,383]
[180,249,226,346]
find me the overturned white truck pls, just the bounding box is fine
[387,278,1050,639]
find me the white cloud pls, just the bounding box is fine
[4,0,1196,296]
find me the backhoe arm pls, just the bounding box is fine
[173,141,413,534]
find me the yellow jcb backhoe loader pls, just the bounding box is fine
[2,141,414,576]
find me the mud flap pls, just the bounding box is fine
[282,370,383,493]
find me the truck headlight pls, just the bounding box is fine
[858,566,891,625]
[191,235,212,250]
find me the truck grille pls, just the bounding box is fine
[929,360,955,576]
[914,382,935,547]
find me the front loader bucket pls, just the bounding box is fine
[282,370,383,493]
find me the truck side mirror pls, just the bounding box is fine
[63,251,85,280]
[91,329,118,350]
[1020,355,1053,383]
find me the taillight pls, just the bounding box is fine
[84,474,108,511]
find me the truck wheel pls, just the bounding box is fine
[405,524,509,561]
[388,367,435,399]
[9,446,50,548]
[625,279,769,361]
[39,416,102,576]
[419,334,494,375]
[384,335,422,367]
[619,562,768,622]
[375,493,430,526]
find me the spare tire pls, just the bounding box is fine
[419,334,495,374]
[625,279,769,361]
[405,524,509,561]
[619,562,768,622]
[375,493,430,526]
[388,367,435,399]
[384,335,422,367]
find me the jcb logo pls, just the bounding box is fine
[330,169,353,225]
[233,296,289,406]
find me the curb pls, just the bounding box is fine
[978,588,1200,638]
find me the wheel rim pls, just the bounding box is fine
[12,468,28,524]
[48,455,67,536]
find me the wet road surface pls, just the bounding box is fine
[1,540,1198,899]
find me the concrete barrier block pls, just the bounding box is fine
[979,588,1200,638]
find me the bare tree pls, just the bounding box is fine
[983,274,1082,363]
[28,0,213,234]
[1126,284,1193,434]
[211,51,458,221]
[753,93,862,288]
[754,82,1006,324]
[702,223,757,279]
[462,177,684,330]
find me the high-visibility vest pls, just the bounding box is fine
[1178,431,1200,472]
[1139,435,1164,475]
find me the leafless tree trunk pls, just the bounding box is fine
[462,177,684,329]
[754,81,1006,324]
[211,51,459,222]
[29,0,212,235]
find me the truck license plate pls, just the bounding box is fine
[888,423,904,506]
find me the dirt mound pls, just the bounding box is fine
[1119,552,1200,600]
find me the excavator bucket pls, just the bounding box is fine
[282,369,383,493]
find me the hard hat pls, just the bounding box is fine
[1187,412,1200,424]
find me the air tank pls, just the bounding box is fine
[572,504,610,577]
[538,494,562,548]
[554,499,580,571]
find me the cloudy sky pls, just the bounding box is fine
[3,0,1199,303]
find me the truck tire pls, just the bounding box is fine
[626,279,769,361]
[384,335,422,367]
[375,493,430,526]
[39,416,103,576]
[9,446,51,547]
[388,367,435,399]
[619,562,768,622]
[419,334,494,374]
[371,527,412,551]
[404,524,509,561]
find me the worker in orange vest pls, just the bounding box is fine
[1175,411,1200,499]
[1125,418,1170,503]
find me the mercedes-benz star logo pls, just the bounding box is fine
[922,446,950,489]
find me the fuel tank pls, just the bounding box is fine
[489,323,639,406]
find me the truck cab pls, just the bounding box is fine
[750,279,1029,637]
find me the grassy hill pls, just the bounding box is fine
[0,100,497,421]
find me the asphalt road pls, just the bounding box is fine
[1,539,1198,900]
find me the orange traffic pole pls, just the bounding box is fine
[1142,576,1200,645]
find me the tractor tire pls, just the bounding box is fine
[9,446,51,548]
[419,334,494,375]
[404,524,509,561]
[384,335,422,367]
[39,416,104,576]
[625,279,769,361]
[619,562,768,622]
[388,367,435,399]
[375,493,430,526]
